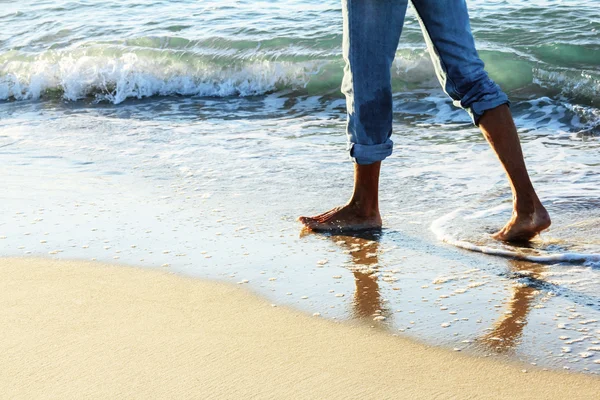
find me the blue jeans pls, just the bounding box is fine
[342,0,510,165]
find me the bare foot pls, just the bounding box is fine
[492,203,551,242]
[298,203,382,232]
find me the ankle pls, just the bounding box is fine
[514,196,540,216]
[348,196,379,217]
[352,161,381,215]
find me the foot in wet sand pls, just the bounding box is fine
[299,161,382,232]
[492,203,551,242]
[298,203,382,232]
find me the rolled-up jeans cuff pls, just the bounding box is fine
[470,97,510,125]
[347,139,393,165]
[459,78,510,125]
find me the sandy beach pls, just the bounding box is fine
[1,0,600,396]
[1,257,598,399]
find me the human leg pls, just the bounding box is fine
[299,0,408,231]
[411,0,550,241]
[479,106,550,241]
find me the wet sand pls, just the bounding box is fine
[2,257,598,399]
[2,108,600,373]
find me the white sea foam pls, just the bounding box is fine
[431,209,600,265]
[0,52,321,103]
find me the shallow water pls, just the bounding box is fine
[1,0,600,373]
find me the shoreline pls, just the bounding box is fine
[2,98,600,374]
[1,257,598,399]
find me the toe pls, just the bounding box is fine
[316,207,342,222]
[313,210,334,219]
[304,219,324,231]
[298,216,312,225]
[298,216,321,229]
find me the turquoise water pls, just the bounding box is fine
[1,0,600,373]
[1,0,599,111]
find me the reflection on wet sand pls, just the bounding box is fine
[328,232,389,322]
[480,260,545,353]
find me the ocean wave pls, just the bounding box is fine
[533,68,600,105]
[0,46,598,105]
[0,50,325,103]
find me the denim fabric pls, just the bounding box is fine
[342,0,510,165]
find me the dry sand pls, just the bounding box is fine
[1,258,598,399]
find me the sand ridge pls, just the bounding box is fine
[1,257,598,399]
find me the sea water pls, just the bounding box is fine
[1,0,600,373]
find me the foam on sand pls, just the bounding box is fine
[1,257,598,399]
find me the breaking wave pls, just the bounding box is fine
[0,45,598,105]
